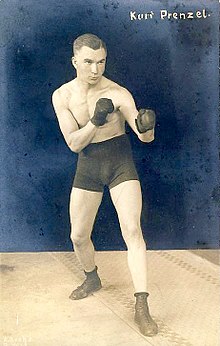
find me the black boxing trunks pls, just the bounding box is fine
[73,134,139,192]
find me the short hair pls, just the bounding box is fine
[73,33,107,55]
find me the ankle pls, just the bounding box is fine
[84,266,99,280]
[134,292,149,298]
[134,292,149,304]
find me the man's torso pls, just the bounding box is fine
[58,76,126,143]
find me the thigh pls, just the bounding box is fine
[70,187,103,230]
[110,180,142,227]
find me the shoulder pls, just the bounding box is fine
[103,77,133,100]
[110,84,135,109]
[52,80,75,105]
[103,79,137,112]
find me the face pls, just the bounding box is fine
[72,46,107,85]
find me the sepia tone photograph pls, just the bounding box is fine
[0,0,219,345]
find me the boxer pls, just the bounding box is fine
[52,33,158,337]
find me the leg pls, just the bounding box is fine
[110,180,147,292]
[69,187,103,272]
[110,180,158,336]
[69,187,103,300]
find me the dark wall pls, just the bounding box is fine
[0,0,219,251]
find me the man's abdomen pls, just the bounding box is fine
[91,111,125,143]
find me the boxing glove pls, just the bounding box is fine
[91,98,114,126]
[135,109,156,133]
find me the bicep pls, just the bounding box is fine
[52,90,79,142]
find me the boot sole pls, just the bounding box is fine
[69,284,102,300]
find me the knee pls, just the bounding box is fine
[71,233,89,248]
[70,226,89,248]
[121,222,145,246]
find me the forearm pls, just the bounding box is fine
[65,98,114,153]
[67,121,98,153]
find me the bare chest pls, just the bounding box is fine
[68,88,115,128]
[68,95,89,127]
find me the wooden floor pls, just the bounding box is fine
[1,250,219,346]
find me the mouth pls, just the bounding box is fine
[90,76,99,81]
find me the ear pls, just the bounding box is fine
[71,56,77,69]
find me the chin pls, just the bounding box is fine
[89,80,98,84]
[88,77,101,85]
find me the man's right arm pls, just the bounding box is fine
[52,89,97,153]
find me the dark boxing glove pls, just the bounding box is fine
[135,109,156,133]
[91,98,114,127]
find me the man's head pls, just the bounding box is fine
[72,33,107,85]
[73,33,107,56]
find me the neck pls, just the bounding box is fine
[76,76,103,93]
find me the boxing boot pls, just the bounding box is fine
[69,266,102,300]
[134,292,158,337]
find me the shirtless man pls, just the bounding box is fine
[52,33,158,337]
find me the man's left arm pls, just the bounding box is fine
[117,88,155,143]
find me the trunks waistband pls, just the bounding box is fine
[79,134,132,159]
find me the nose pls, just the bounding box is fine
[91,63,98,74]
